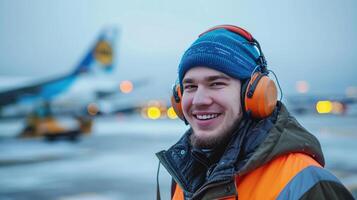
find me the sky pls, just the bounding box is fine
[0,0,356,98]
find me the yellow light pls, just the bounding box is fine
[119,80,133,94]
[147,106,161,119]
[316,101,332,114]
[167,107,178,119]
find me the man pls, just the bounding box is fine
[156,25,354,200]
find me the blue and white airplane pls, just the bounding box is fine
[0,28,118,116]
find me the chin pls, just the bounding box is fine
[191,128,227,148]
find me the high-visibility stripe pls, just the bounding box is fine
[277,166,341,200]
[236,153,321,200]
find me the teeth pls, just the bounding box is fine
[196,114,218,120]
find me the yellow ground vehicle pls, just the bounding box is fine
[20,114,92,142]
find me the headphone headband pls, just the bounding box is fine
[199,25,254,42]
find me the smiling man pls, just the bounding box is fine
[182,67,243,149]
[156,25,353,200]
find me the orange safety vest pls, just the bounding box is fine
[172,153,321,200]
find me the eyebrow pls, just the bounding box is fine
[182,78,194,84]
[205,74,230,82]
[182,74,231,84]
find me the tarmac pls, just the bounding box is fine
[0,115,356,199]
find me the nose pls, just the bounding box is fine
[192,86,212,106]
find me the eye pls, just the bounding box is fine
[210,82,226,88]
[183,84,197,91]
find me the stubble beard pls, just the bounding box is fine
[190,115,242,149]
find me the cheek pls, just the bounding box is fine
[230,94,242,116]
[181,94,192,116]
[219,91,242,116]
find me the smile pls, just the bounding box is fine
[194,114,220,120]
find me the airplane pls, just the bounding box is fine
[0,28,118,141]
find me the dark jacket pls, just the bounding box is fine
[156,102,354,200]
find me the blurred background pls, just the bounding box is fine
[0,0,356,199]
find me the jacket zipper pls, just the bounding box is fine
[191,179,232,200]
[156,151,188,193]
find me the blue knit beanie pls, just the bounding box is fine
[178,28,260,85]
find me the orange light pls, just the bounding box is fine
[87,103,99,116]
[119,80,133,94]
[331,101,344,114]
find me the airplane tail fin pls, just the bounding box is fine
[72,27,118,75]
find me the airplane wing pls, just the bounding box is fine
[0,74,75,106]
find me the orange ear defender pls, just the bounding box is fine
[171,25,279,121]
[244,72,278,118]
[170,84,186,121]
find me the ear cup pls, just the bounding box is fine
[170,84,185,120]
[244,72,278,118]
